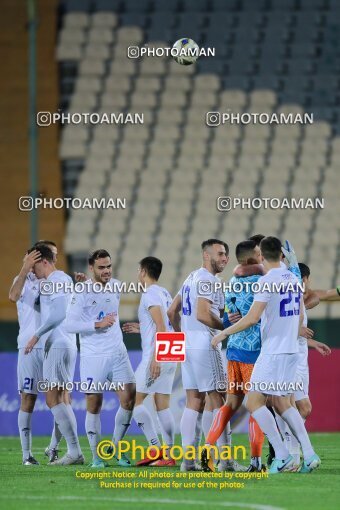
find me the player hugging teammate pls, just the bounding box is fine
[206,236,330,474]
[10,237,330,471]
[200,240,265,473]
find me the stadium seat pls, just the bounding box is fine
[123,0,151,12]
[56,45,83,61]
[91,12,118,27]
[182,0,209,11]
[120,13,149,28]
[93,0,122,11]
[57,2,340,316]
[210,0,239,11]
[63,0,92,12]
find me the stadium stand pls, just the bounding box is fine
[57,0,340,319]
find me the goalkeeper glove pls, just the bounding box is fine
[281,240,301,281]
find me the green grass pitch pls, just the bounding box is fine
[1,433,339,510]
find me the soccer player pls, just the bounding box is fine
[201,240,265,472]
[9,240,65,464]
[24,244,84,465]
[37,240,76,462]
[36,241,71,462]
[234,236,302,281]
[65,249,136,468]
[231,238,320,467]
[274,263,331,467]
[168,239,245,472]
[9,248,42,465]
[123,257,176,467]
[211,237,320,474]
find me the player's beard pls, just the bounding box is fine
[93,271,111,283]
[100,274,111,283]
[211,259,226,274]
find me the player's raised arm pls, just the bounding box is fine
[167,293,182,332]
[314,287,340,302]
[9,250,41,302]
[281,240,302,281]
[304,289,320,309]
[211,301,267,348]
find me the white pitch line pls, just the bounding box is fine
[0,494,286,510]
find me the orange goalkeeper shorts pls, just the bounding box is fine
[227,360,254,395]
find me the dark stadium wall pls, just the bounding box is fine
[1,319,340,351]
[0,0,66,322]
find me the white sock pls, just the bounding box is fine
[181,408,199,466]
[290,417,303,463]
[202,410,213,439]
[276,411,301,461]
[18,410,32,460]
[290,436,301,464]
[49,420,62,450]
[50,403,82,458]
[85,412,101,461]
[133,404,160,447]
[275,412,292,450]
[252,406,289,460]
[113,407,133,445]
[281,407,315,460]
[157,408,175,447]
[66,404,78,433]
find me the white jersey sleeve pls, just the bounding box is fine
[138,284,173,359]
[180,268,223,350]
[35,295,68,339]
[144,286,164,309]
[253,279,272,304]
[65,292,96,334]
[39,270,76,349]
[16,273,42,349]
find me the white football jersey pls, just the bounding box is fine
[179,268,224,350]
[138,284,173,359]
[40,270,76,348]
[66,278,123,356]
[254,267,301,354]
[15,272,42,349]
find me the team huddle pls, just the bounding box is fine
[10,235,332,473]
